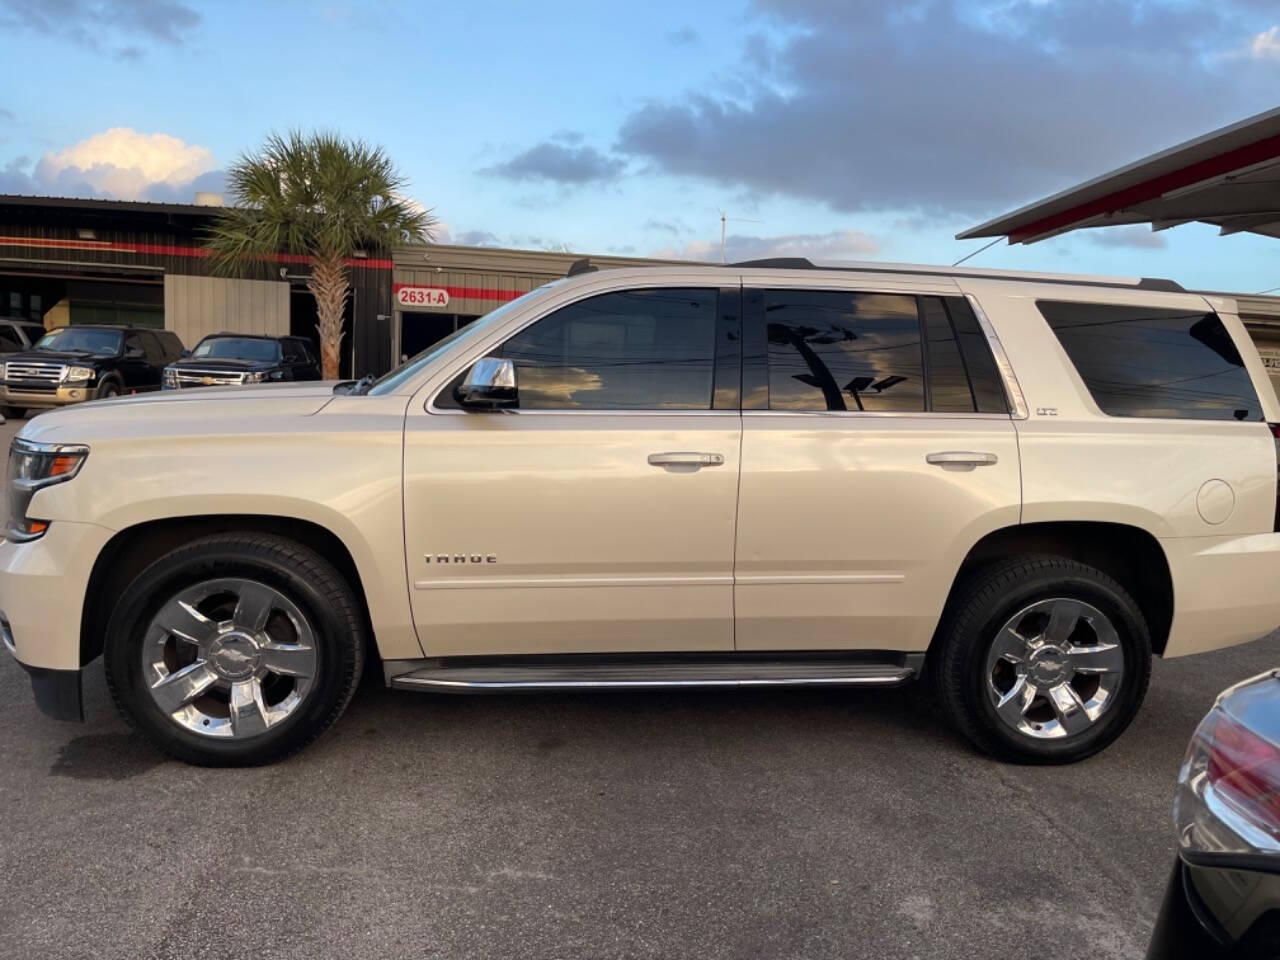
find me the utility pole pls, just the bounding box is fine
[718,208,762,263]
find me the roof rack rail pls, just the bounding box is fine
[566,257,597,277]
[726,257,1183,293]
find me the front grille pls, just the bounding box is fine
[170,369,245,388]
[5,361,64,384]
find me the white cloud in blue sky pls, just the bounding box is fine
[1,0,1279,290]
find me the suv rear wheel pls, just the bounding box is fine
[931,556,1151,764]
[104,533,365,766]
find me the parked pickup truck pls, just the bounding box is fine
[4,261,1280,767]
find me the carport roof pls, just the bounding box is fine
[957,106,1280,245]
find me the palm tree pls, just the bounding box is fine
[206,131,433,379]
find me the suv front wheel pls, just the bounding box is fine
[931,556,1152,764]
[105,533,365,766]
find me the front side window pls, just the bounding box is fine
[497,288,718,410]
[35,327,123,356]
[765,290,925,412]
[1038,300,1263,421]
[0,325,21,350]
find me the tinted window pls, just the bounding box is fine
[22,324,45,344]
[156,331,184,359]
[945,297,1009,414]
[139,332,168,362]
[124,333,146,357]
[765,290,924,412]
[0,326,21,350]
[498,288,718,409]
[921,297,973,412]
[1038,301,1262,421]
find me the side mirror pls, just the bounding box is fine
[457,357,517,408]
[181,349,191,358]
[125,346,145,359]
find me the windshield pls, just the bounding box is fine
[367,285,558,396]
[35,327,124,356]
[192,337,281,362]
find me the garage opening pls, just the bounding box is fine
[398,312,478,364]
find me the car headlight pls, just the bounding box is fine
[243,371,268,383]
[62,366,95,383]
[5,438,89,542]
[162,368,178,388]
[0,362,6,380]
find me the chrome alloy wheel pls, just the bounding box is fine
[141,578,317,739]
[984,598,1125,740]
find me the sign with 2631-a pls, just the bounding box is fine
[395,284,450,308]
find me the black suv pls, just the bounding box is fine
[163,334,321,390]
[0,325,185,418]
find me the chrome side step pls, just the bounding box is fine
[385,654,924,693]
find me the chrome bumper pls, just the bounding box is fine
[0,382,104,408]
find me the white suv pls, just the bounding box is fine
[3,260,1279,766]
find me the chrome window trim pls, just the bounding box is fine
[965,294,1029,420]
[426,407,742,418]
[741,410,1012,420]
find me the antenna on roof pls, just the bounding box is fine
[718,208,762,264]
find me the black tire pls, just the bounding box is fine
[104,533,365,766]
[0,406,25,419]
[97,379,121,399]
[930,555,1151,765]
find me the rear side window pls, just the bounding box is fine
[1038,301,1263,421]
[759,291,1009,414]
[765,291,925,412]
[157,331,184,359]
[282,339,305,363]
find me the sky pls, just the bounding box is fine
[1,0,1280,292]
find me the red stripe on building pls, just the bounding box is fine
[393,282,525,303]
[0,236,392,269]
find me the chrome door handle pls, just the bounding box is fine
[647,452,726,467]
[926,451,998,468]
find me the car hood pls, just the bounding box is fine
[16,381,339,445]
[3,349,114,365]
[169,357,277,372]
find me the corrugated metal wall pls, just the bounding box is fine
[165,275,290,348]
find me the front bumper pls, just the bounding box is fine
[0,520,115,721]
[0,381,105,409]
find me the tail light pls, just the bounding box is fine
[1175,671,1280,859]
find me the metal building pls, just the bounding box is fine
[0,194,670,378]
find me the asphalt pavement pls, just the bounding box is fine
[2,413,1278,959]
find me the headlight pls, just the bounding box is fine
[5,438,89,542]
[243,371,268,383]
[0,362,6,380]
[62,366,95,383]
[163,368,178,388]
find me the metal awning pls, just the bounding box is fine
[958,106,1280,245]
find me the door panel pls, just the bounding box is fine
[734,414,1020,651]
[403,414,741,656]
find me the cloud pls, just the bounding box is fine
[667,26,698,46]
[1250,26,1280,59]
[643,218,694,235]
[0,127,220,202]
[455,229,501,246]
[0,108,13,123]
[0,0,200,56]
[32,128,217,201]
[1086,226,1168,249]
[483,142,625,185]
[653,228,881,262]
[612,1,1278,219]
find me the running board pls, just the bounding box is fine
[385,654,924,693]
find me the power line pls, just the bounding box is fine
[952,237,1002,266]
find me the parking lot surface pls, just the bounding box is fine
[2,415,1278,959]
